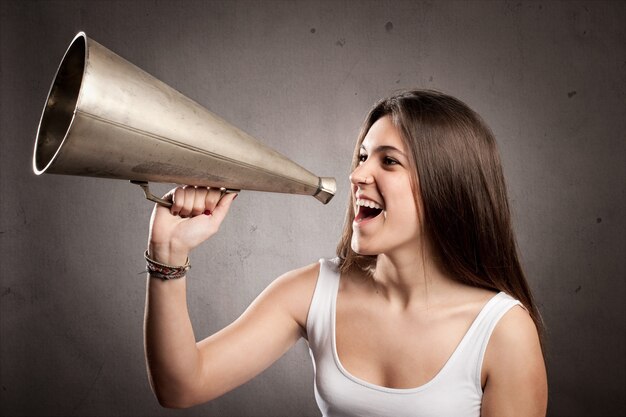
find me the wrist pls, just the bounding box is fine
[147,243,189,266]
[144,250,190,280]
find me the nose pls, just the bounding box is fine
[349,163,374,186]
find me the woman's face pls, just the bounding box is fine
[350,116,422,256]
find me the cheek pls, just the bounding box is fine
[397,202,420,226]
[388,194,422,235]
[385,179,419,215]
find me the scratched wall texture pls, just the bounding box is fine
[1,1,624,416]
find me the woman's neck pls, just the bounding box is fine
[371,245,460,311]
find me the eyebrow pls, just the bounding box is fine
[360,144,407,157]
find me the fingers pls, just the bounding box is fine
[150,187,238,253]
[191,187,209,216]
[203,188,223,216]
[170,187,185,216]
[169,186,232,218]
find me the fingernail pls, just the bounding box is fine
[204,210,212,216]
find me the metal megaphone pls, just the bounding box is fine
[32,32,336,206]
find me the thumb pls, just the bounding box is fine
[209,192,238,226]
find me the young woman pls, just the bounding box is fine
[143,89,548,416]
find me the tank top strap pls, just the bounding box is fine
[306,258,341,348]
[454,291,523,391]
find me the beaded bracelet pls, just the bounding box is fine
[144,250,190,280]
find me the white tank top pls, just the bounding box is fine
[306,258,522,417]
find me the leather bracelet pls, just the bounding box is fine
[144,250,190,280]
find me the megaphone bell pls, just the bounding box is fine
[33,32,336,205]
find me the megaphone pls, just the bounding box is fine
[32,32,336,206]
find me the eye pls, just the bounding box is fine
[358,153,368,163]
[383,156,399,166]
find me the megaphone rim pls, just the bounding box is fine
[33,31,88,176]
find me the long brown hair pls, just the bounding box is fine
[336,89,545,344]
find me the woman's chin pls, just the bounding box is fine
[351,240,380,256]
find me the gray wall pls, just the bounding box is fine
[1,1,624,416]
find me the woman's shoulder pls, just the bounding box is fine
[260,260,322,330]
[487,301,540,353]
[266,260,321,296]
[481,296,547,411]
[482,294,544,383]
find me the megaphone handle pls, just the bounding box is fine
[130,180,239,208]
[130,180,173,207]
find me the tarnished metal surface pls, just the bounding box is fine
[33,32,336,204]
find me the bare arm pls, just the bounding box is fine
[481,306,548,417]
[143,186,317,408]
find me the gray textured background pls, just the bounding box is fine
[1,1,624,416]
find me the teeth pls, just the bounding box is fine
[355,199,383,210]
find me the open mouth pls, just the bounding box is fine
[355,199,384,223]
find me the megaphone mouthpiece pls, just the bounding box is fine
[314,177,337,205]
